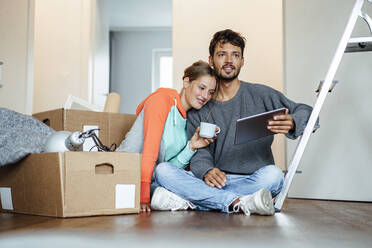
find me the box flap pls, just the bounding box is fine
[33,109,137,151]
[108,113,136,148]
[32,109,64,131]
[64,110,110,147]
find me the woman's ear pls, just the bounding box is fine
[183,77,191,89]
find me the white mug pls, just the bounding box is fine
[199,122,221,138]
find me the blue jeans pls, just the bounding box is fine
[152,162,284,213]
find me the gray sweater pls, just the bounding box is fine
[187,81,317,179]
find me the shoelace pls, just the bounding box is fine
[171,197,195,211]
[186,201,196,210]
[233,201,250,215]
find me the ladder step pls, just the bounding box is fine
[345,37,372,52]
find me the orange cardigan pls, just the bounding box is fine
[136,88,187,203]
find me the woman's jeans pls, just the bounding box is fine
[151,162,284,213]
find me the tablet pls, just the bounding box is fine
[234,108,287,145]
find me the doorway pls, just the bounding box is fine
[107,0,172,114]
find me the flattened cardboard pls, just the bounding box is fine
[0,152,141,217]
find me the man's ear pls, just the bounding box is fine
[183,77,191,89]
[209,56,214,68]
[241,56,245,67]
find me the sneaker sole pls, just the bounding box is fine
[150,187,192,211]
[150,187,165,210]
[254,188,275,215]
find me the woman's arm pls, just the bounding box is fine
[140,95,173,204]
[168,127,215,168]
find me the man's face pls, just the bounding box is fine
[209,42,244,82]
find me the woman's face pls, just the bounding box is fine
[184,75,216,110]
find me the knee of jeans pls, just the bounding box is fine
[261,165,284,192]
[154,162,173,182]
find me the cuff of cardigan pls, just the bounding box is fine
[140,182,151,203]
[176,141,197,166]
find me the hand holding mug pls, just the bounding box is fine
[189,127,216,151]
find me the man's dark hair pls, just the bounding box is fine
[209,29,246,57]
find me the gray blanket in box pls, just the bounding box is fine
[0,108,54,167]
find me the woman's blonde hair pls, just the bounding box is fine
[183,60,215,82]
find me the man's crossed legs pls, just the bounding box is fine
[151,162,284,215]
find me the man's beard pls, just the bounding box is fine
[215,66,241,82]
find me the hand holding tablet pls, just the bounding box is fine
[267,108,294,134]
[235,108,293,145]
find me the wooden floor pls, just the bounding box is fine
[0,199,372,248]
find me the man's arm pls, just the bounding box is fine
[262,86,319,139]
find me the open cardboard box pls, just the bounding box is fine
[32,108,137,151]
[0,152,141,217]
[0,108,141,217]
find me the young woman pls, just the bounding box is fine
[116,60,217,212]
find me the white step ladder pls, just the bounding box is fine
[275,0,372,211]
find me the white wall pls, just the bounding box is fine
[0,0,34,114]
[173,0,286,170]
[1,0,108,114]
[93,0,110,106]
[173,0,283,91]
[33,0,94,113]
[110,30,172,114]
[285,0,372,201]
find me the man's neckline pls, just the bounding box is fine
[213,80,243,103]
[213,81,243,105]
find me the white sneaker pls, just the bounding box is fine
[151,187,195,211]
[234,188,275,216]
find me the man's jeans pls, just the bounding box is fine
[152,162,284,213]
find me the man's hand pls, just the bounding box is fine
[267,108,294,134]
[140,203,151,212]
[204,168,226,189]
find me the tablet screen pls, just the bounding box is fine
[234,108,287,145]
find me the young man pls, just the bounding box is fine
[151,29,317,215]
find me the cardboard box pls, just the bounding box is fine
[32,109,137,151]
[0,152,141,217]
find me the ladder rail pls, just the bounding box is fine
[275,0,366,211]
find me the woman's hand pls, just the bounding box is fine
[189,127,216,151]
[140,203,152,212]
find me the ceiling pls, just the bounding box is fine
[107,0,172,30]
